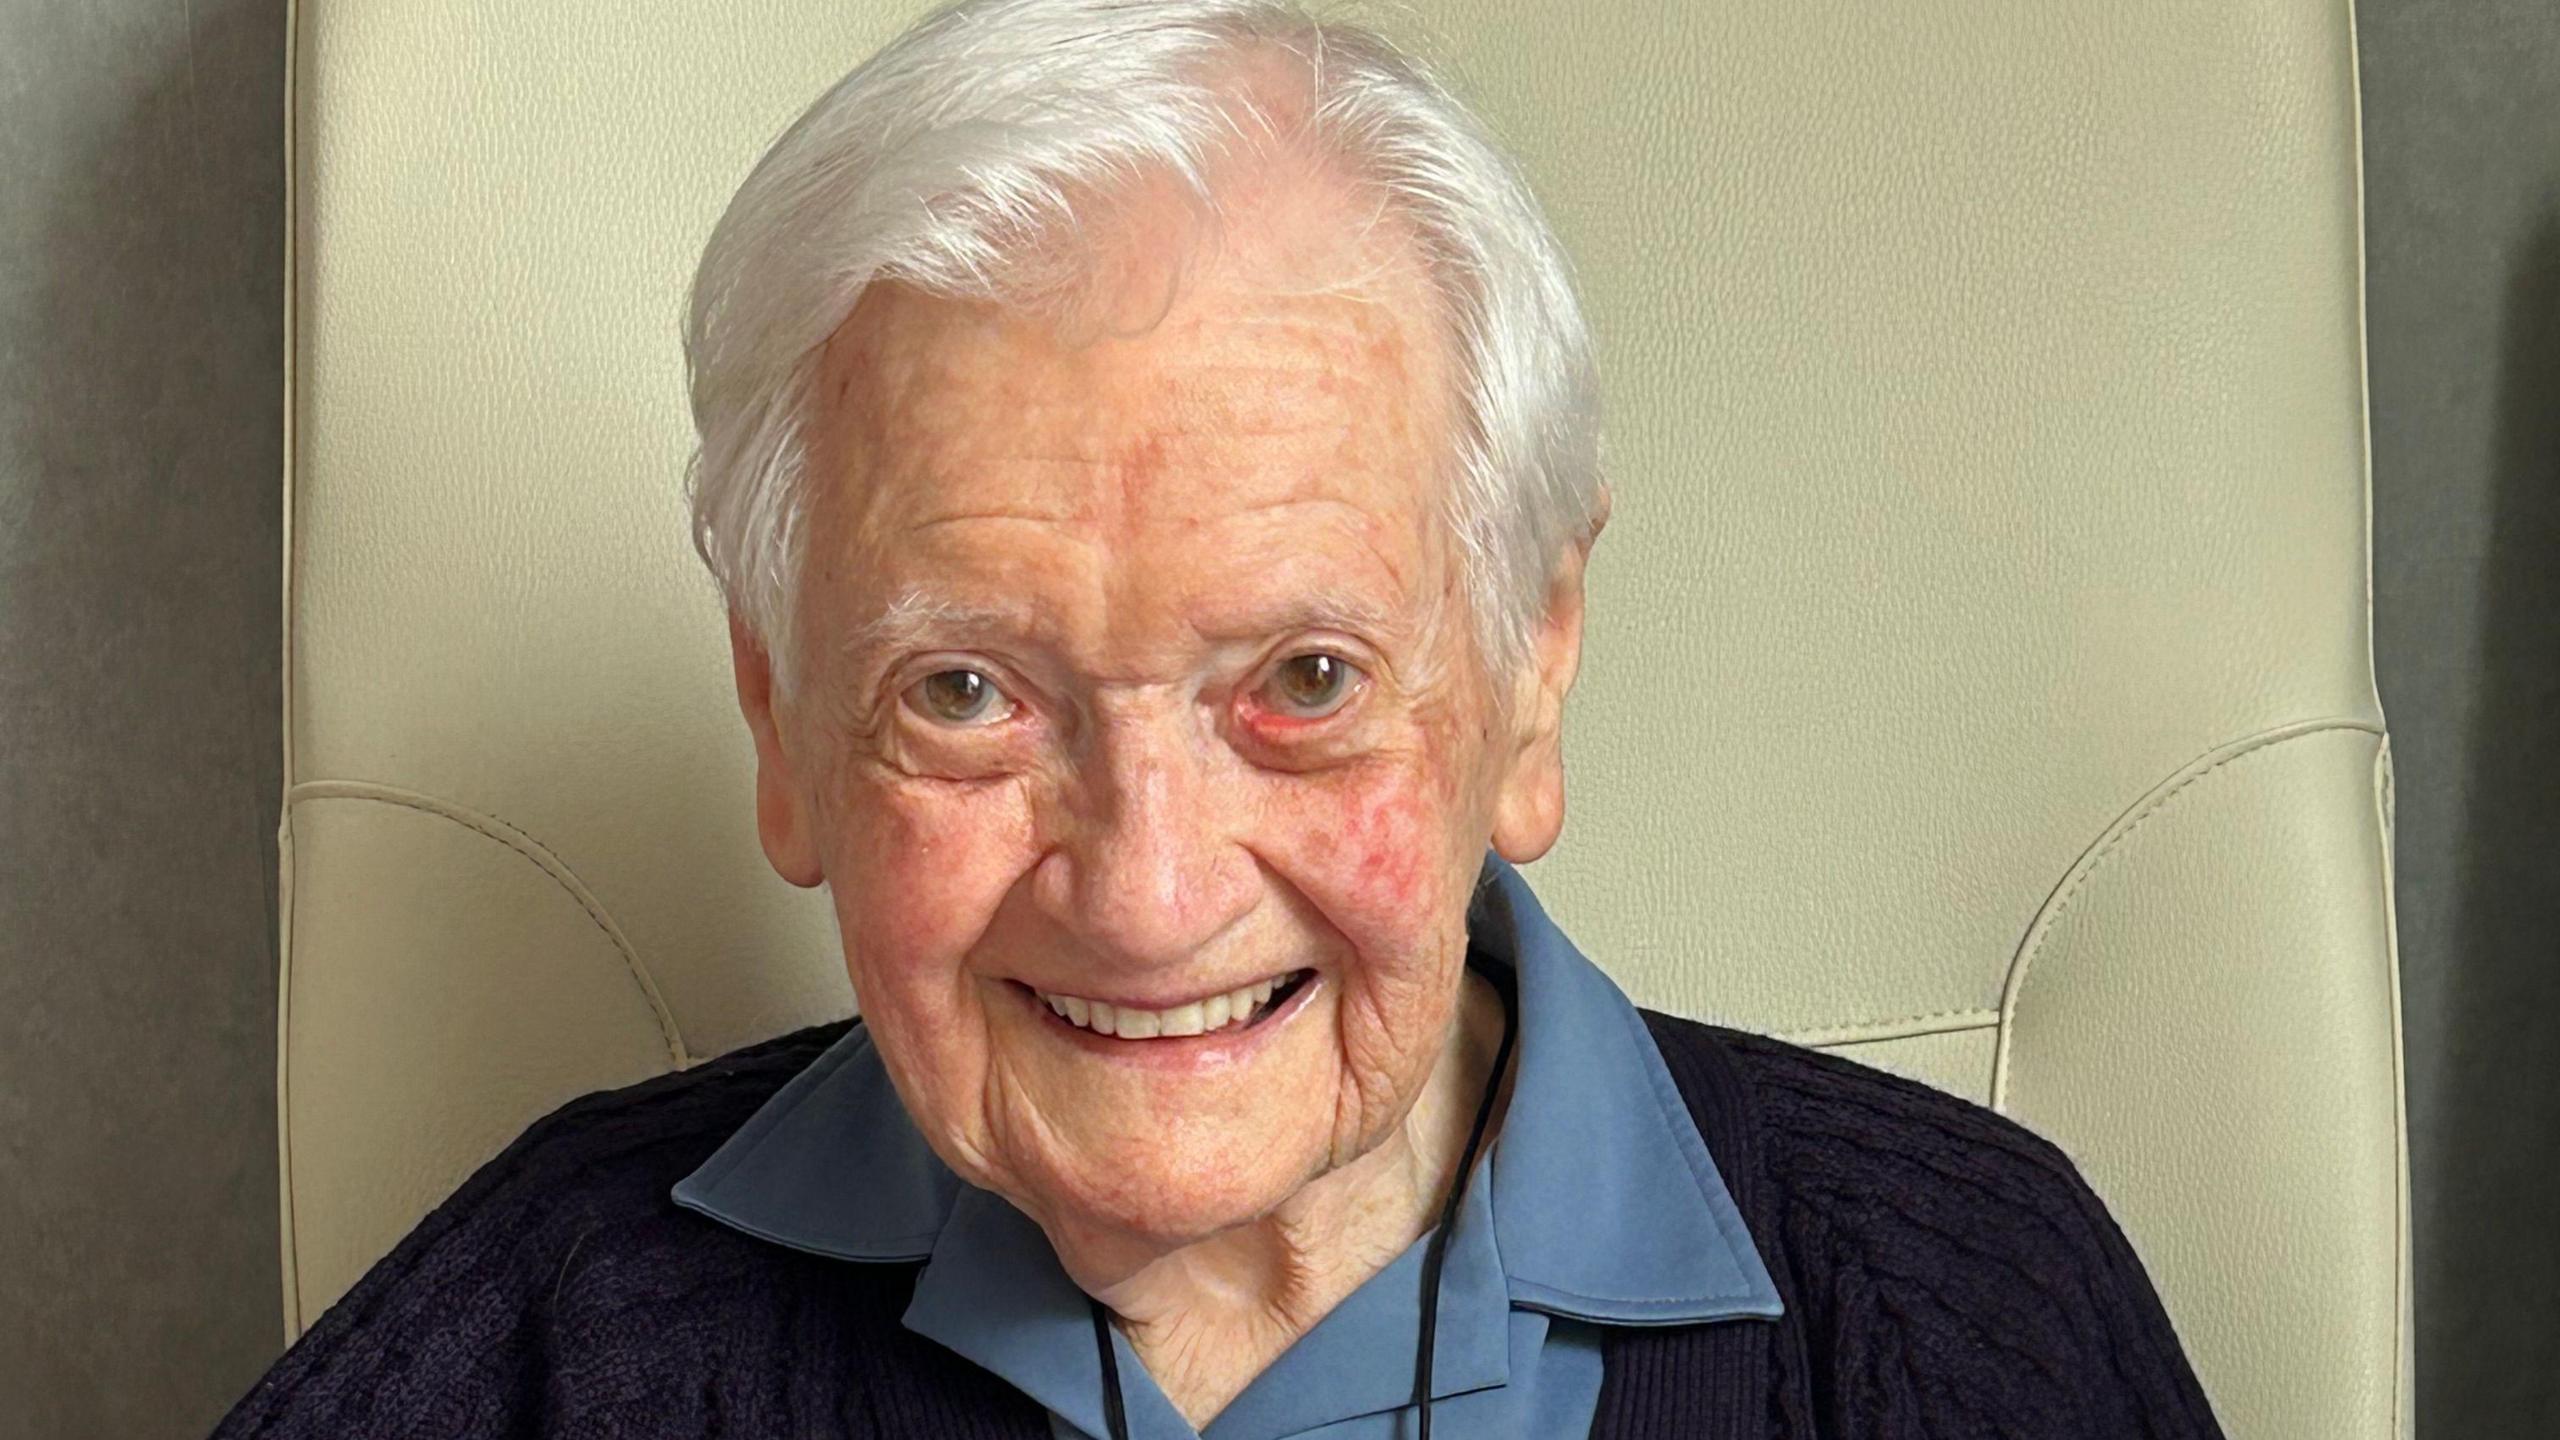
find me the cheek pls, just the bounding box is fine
[828,774,1034,1008]
[1264,758,1479,1154]
[1268,755,1473,964]
[1344,783,1433,918]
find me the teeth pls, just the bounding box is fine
[1036,972,1297,1040]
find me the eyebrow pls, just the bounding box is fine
[831,583,1407,668]
[833,588,1029,666]
[1198,587,1402,643]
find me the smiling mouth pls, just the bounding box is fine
[1013,968,1315,1041]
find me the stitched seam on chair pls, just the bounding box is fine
[1990,718,2384,1111]
[1779,1008,2000,1047]
[285,779,691,1069]
[276,790,302,1340]
[2374,733,2413,1440]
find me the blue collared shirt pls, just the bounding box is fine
[671,856,1782,1439]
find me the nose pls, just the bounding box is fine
[1031,698,1259,971]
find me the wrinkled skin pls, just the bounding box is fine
[727,143,1597,1425]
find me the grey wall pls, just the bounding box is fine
[0,2,2551,1437]
[2361,2,2560,1434]
[0,0,286,1435]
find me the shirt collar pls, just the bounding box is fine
[1469,856,1782,1323]
[668,1009,959,1260]
[672,855,1780,1428]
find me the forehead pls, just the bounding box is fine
[807,159,1458,589]
[850,297,1436,515]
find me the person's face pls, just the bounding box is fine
[731,159,1579,1253]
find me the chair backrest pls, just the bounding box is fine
[279,1,2405,1434]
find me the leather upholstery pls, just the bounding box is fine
[278,1,2405,1435]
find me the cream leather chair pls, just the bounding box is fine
[276,1,2405,1434]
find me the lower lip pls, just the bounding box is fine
[1012,971,1319,1072]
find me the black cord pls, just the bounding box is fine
[1091,1296,1130,1440]
[1087,962,1518,1440]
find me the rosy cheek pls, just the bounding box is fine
[841,778,1031,993]
[1349,785,1432,915]
[1267,767,1446,942]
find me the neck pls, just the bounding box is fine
[1061,966,1512,1430]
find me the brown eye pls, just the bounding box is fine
[907,668,1011,726]
[1261,652,1359,718]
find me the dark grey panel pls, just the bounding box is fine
[0,0,286,1436]
[2360,2,2560,1436]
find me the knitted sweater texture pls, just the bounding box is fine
[209,1012,2228,1439]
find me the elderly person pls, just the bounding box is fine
[213,1,2229,1437]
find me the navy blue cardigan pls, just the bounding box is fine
[208,1012,2228,1438]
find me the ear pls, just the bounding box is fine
[1490,488,1608,864]
[729,612,827,889]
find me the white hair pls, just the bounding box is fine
[682,0,1604,698]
